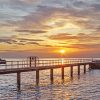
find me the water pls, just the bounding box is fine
[0,58,100,100]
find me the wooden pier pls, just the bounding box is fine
[0,57,98,91]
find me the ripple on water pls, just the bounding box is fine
[0,68,100,100]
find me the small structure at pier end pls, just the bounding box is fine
[90,60,100,69]
[0,58,6,64]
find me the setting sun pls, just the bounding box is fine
[60,49,66,54]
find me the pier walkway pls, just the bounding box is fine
[0,57,98,91]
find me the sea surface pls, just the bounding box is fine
[0,58,100,100]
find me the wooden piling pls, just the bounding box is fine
[84,64,86,73]
[50,69,53,84]
[62,66,64,80]
[36,70,39,85]
[70,66,73,77]
[78,65,80,75]
[17,72,21,92]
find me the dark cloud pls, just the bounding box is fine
[17,38,43,42]
[39,44,53,47]
[0,37,18,44]
[16,29,47,34]
[26,41,40,45]
[0,36,43,45]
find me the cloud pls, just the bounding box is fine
[25,41,40,45]
[17,37,43,42]
[0,0,100,57]
[12,2,100,34]
[0,36,43,45]
[0,36,18,44]
[48,33,100,42]
[66,43,100,49]
[1,0,99,34]
[16,29,47,34]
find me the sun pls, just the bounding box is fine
[60,49,66,54]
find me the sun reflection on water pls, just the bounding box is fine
[61,58,64,65]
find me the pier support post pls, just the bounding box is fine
[62,66,64,80]
[84,64,86,73]
[78,65,80,75]
[36,70,39,85]
[17,72,21,92]
[70,66,73,77]
[88,64,91,70]
[50,69,53,84]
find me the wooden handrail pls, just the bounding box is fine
[0,58,98,70]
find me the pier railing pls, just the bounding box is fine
[0,58,96,70]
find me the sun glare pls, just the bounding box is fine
[60,49,66,54]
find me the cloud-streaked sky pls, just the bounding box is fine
[0,0,100,58]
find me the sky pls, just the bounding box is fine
[0,0,100,58]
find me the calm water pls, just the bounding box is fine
[0,58,100,100]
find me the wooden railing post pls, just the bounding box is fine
[24,61,25,67]
[34,58,36,67]
[11,61,13,68]
[5,63,7,69]
[26,60,28,67]
[17,61,19,68]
